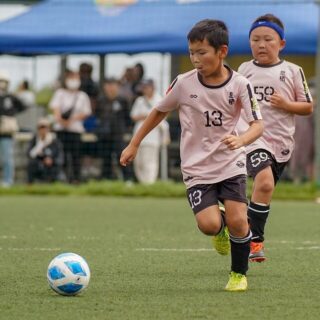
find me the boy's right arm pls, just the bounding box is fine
[120,108,169,166]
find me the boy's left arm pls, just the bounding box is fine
[271,67,314,115]
[270,92,313,115]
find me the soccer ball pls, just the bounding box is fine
[47,252,90,296]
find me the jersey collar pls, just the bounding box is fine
[197,65,233,89]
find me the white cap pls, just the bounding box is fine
[37,117,50,128]
[0,70,9,82]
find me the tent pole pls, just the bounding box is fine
[32,56,37,90]
[99,54,105,89]
[60,54,67,82]
[315,1,320,190]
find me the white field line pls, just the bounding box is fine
[7,248,61,251]
[136,248,213,252]
[136,247,320,252]
[0,235,99,241]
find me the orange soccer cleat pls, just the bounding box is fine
[249,241,266,263]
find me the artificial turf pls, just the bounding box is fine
[0,196,319,320]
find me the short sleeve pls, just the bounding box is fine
[239,78,262,123]
[237,62,245,75]
[155,77,180,113]
[293,67,313,103]
[131,97,147,118]
[49,89,63,111]
[78,92,91,116]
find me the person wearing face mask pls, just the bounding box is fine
[0,70,26,188]
[49,70,91,183]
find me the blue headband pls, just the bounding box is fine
[249,20,285,40]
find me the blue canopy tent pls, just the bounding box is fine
[0,0,319,184]
[0,0,317,55]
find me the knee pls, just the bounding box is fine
[256,179,274,195]
[197,216,221,236]
[227,215,249,238]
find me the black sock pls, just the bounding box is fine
[248,201,270,243]
[229,231,252,275]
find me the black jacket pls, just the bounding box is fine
[0,94,26,116]
[95,95,132,140]
[27,136,64,166]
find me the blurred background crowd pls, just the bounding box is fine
[0,60,316,188]
[0,61,172,187]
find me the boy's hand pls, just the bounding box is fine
[270,91,289,111]
[221,134,244,150]
[120,144,138,166]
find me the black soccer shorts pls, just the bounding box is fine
[186,174,248,214]
[246,149,288,184]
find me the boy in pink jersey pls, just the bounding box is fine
[237,14,313,262]
[120,19,263,291]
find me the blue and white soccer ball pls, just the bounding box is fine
[47,253,91,296]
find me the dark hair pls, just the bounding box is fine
[253,14,284,30]
[187,19,229,50]
[104,77,120,85]
[22,80,29,90]
[134,63,144,80]
[79,62,93,76]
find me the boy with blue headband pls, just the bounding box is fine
[237,14,313,262]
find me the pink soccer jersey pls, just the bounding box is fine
[237,60,312,162]
[155,67,262,188]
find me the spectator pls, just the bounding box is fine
[131,62,145,100]
[27,118,63,183]
[15,79,39,132]
[119,67,136,106]
[130,79,169,184]
[0,70,26,187]
[49,70,91,183]
[289,79,316,183]
[79,62,100,107]
[79,62,100,131]
[78,62,100,179]
[95,77,133,181]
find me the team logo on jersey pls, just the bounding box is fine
[236,161,245,168]
[184,176,194,182]
[190,94,198,99]
[279,71,286,82]
[228,92,235,105]
[281,149,290,156]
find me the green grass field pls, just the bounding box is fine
[0,196,319,320]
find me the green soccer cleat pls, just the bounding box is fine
[212,225,230,255]
[225,272,248,292]
[212,207,230,255]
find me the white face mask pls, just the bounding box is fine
[65,79,80,90]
